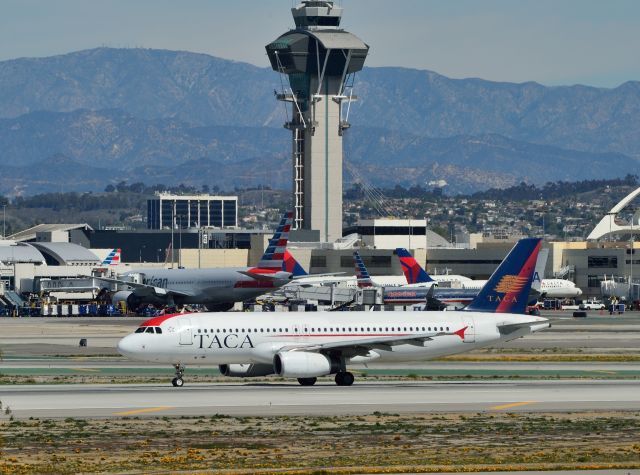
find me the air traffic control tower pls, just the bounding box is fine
[266,1,369,242]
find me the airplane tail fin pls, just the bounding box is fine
[464,238,542,314]
[531,248,549,293]
[395,248,434,284]
[102,248,121,266]
[257,212,293,270]
[353,251,374,288]
[282,250,308,277]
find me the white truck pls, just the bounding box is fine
[579,299,606,310]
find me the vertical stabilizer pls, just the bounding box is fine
[353,251,374,288]
[464,238,542,314]
[396,248,434,284]
[257,212,294,270]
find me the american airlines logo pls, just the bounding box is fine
[493,275,527,294]
[143,277,169,288]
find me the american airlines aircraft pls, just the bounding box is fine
[107,213,294,312]
[118,238,549,387]
[397,248,582,299]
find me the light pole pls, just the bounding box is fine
[2,204,6,238]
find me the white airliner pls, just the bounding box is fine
[396,248,582,298]
[280,250,434,289]
[118,238,549,387]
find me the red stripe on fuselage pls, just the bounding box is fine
[140,312,193,327]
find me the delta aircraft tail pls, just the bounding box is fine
[101,249,121,266]
[256,212,293,270]
[282,250,308,277]
[395,248,435,284]
[464,238,542,314]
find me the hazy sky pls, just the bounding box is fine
[1,0,638,87]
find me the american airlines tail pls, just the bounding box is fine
[395,248,435,284]
[282,250,308,277]
[101,248,121,266]
[464,238,542,314]
[256,212,294,270]
[353,251,374,288]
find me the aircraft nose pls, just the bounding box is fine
[117,334,139,358]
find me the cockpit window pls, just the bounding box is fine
[155,327,162,334]
[145,327,155,333]
[135,327,145,333]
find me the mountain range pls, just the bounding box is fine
[0,47,638,195]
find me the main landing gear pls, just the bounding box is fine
[172,364,185,387]
[335,372,354,386]
[297,377,317,386]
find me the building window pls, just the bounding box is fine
[587,275,603,288]
[310,256,326,268]
[588,256,618,268]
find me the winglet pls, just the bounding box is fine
[464,238,542,314]
[353,251,374,288]
[395,248,434,284]
[454,326,467,340]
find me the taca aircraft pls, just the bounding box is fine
[118,238,549,387]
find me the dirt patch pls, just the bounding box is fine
[1,411,639,474]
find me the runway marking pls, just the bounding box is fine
[490,401,536,410]
[591,370,618,375]
[70,367,100,372]
[113,406,173,416]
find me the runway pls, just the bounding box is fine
[1,380,639,419]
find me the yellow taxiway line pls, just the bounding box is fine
[113,406,173,416]
[70,367,100,372]
[490,401,536,410]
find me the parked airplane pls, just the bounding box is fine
[396,247,581,298]
[281,250,435,289]
[118,238,549,387]
[107,212,294,312]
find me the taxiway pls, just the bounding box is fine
[1,380,638,419]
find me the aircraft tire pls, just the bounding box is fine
[297,377,317,386]
[335,372,354,386]
[172,377,184,387]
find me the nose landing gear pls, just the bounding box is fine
[172,364,185,387]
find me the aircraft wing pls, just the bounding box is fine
[497,320,550,336]
[279,329,465,357]
[238,270,291,281]
[94,276,196,298]
[292,272,346,280]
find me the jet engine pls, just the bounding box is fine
[111,291,141,311]
[273,351,340,378]
[219,363,274,378]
